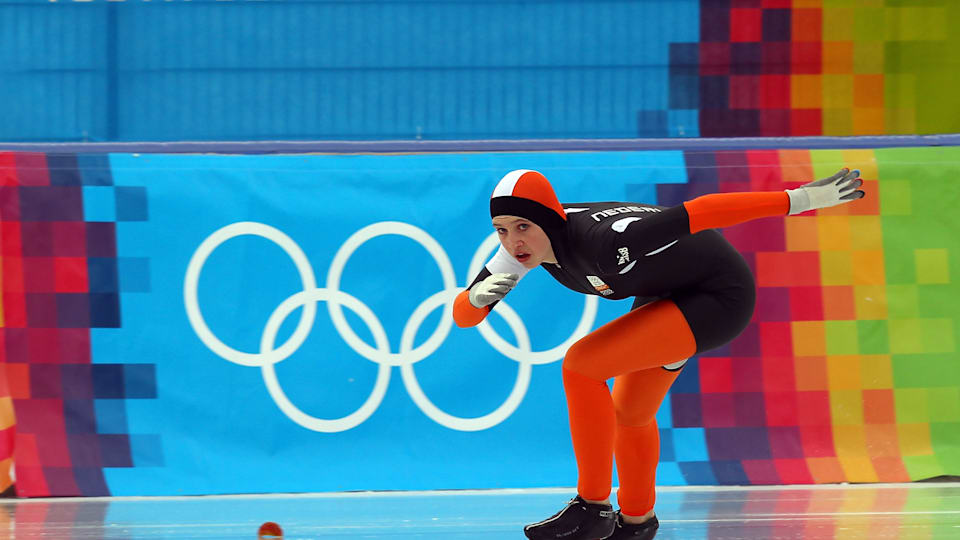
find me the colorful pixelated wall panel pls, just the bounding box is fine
[0,148,957,497]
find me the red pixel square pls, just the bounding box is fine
[14,153,50,187]
[12,465,50,497]
[730,8,763,42]
[796,391,832,426]
[760,322,793,357]
[764,391,799,426]
[791,109,822,136]
[760,75,790,108]
[22,257,55,293]
[53,257,88,293]
[755,252,821,287]
[0,153,17,186]
[2,292,26,327]
[28,328,60,364]
[3,254,24,292]
[761,352,796,391]
[800,425,836,457]
[13,433,42,467]
[5,363,30,398]
[52,222,87,257]
[774,458,815,484]
[700,357,733,393]
[791,42,822,74]
[2,221,23,256]
[790,286,823,320]
[747,150,783,186]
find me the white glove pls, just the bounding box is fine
[786,168,864,215]
[468,273,519,308]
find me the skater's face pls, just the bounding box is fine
[492,215,556,268]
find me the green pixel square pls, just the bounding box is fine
[853,8,885,42]
[889,319,923,354]
[823,8,855,41]
[880,181,912,215]
[929,423,960,458]
[918,285,955,318]
[887,285,919,318]
[810,150,847,179]
[883,244,916,284]
[901,454,943,481]
[895,388,928,423]
[826,320,859,355]
[893,354,957,388]
[927,390,960,422]
[884,7,948,41]
[914,249,949,284]
[883,74,916,106]
[857,319,889,354]
[921,318,955,354]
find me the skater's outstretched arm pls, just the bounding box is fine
[595,168,863,273]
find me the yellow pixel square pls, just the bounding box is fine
[853,41,884,74]
[822,75,854,108]
[817,216,852,250]
[827,356,862,391]
[840,150,878,180]
[821,251,854,286]
[854,285,888,320]
[915,249,949,284]
[848,216,882,250]
[793,322,827,358]
[897,423,933,456]
[851,250,885,285]
[860,355,893,389]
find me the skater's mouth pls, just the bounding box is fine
[516,252,531,263]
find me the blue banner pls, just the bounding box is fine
[98,151,687,495]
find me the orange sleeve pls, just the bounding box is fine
[453,289,490,328]
[683,191,790,234]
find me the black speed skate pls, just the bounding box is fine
[605,512,659,539]
[523,496,616,540]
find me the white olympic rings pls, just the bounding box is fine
[184,221,598,432]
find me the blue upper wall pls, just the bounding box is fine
[0,0,698,142]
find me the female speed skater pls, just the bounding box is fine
[452,168,864,540]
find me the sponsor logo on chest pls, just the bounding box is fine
[586,275,615,296]
[590,206,660,222]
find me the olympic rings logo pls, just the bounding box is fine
[184,221,598,432]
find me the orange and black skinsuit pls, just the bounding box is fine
[453,171,790,520]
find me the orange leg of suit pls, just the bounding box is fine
[561,299,697,517]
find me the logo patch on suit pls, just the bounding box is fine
[611,217,642,233]
[586,275,614,296]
